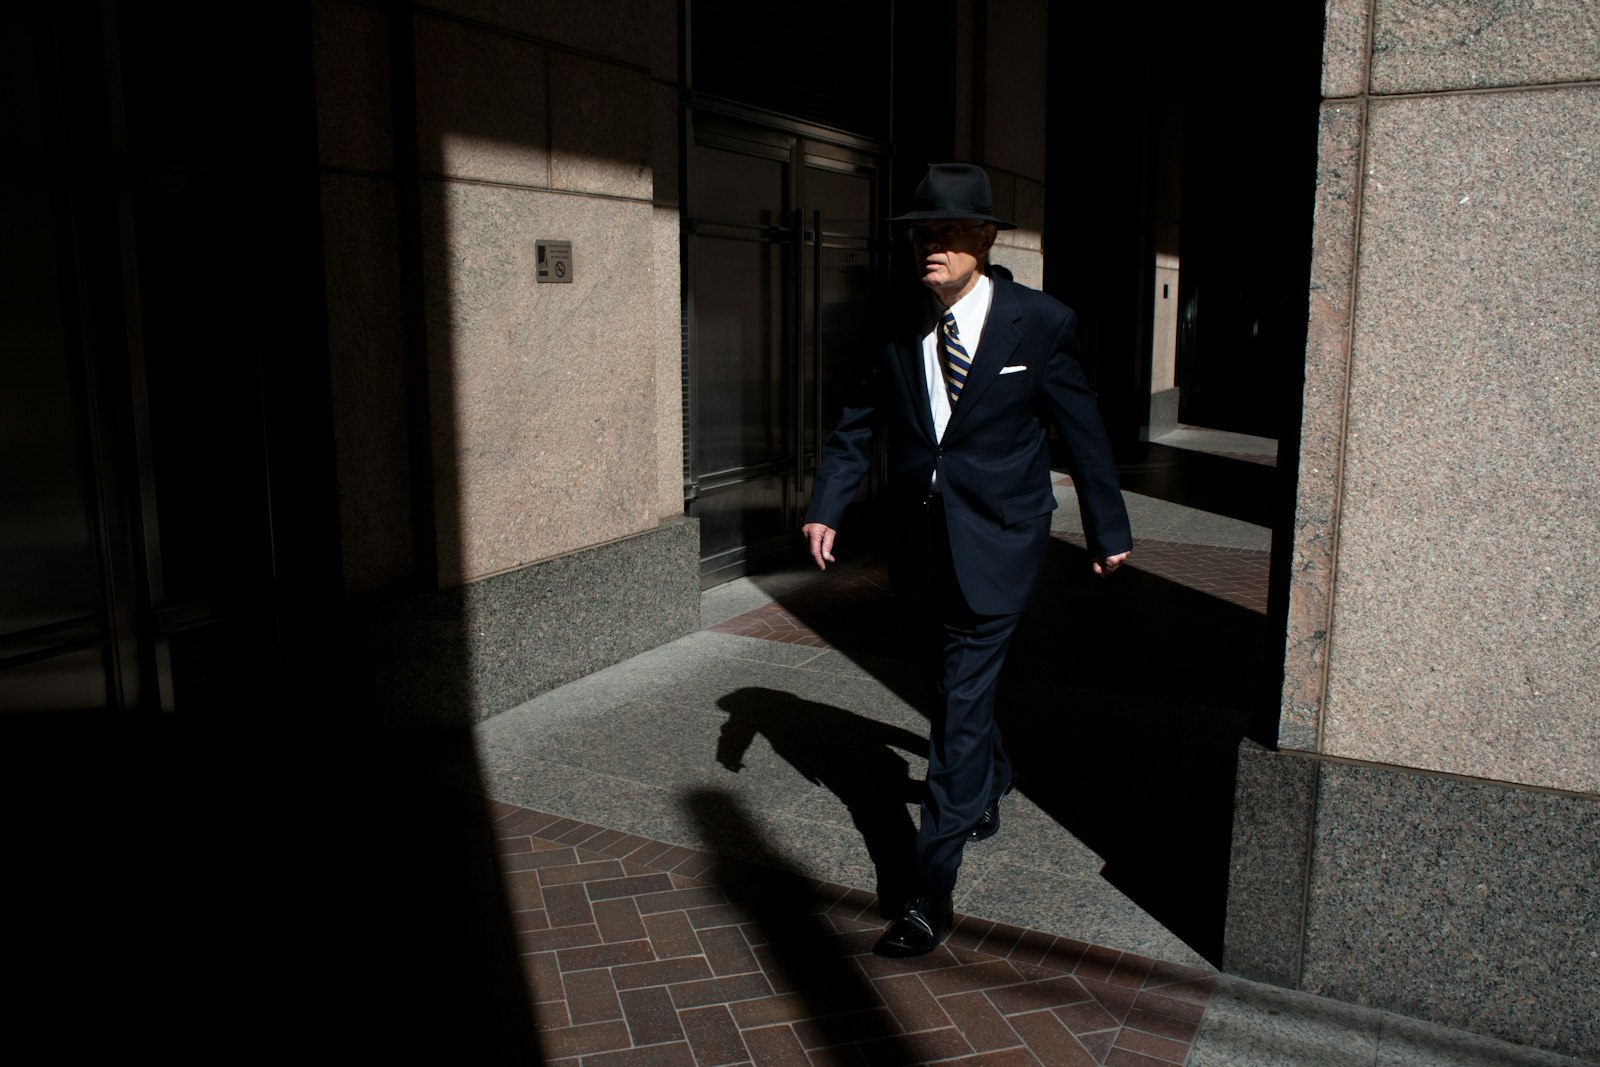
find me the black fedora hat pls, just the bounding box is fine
[890,163,1016,230]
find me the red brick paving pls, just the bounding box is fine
[1120,541,1269,614]
[707,564,900,649]
[483,802,1214,1065]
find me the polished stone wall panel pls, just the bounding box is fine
[987,169,1016,234]
[1370,0,1600,94]
[320,174,414,596]
[1012,177,1044,249]
[1324,87,1600,793]
[1322,0,1371,98]
[1300,763,1599,1060]
[1281,100,1365,753]
[1223,742,1317,988]
[991,174,1043,287]
[952,0,976,162]
[994,244,1043,293]
[365,518,699,731]
[311,0,393,172]
[414,14,550,186]
[982,0,1048,181]
[421,181,659,584]
[550,52,652,200]
[648,0,677,80]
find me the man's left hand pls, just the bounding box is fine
[1092,551,1130,576]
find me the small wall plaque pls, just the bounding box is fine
[536,240,573,284]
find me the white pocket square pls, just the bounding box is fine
[999,365,1027,375]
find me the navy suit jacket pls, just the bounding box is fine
[804,275,1132,616]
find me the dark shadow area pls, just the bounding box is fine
[314,7,548,1054]
[1111,442,1280,530]
[1170,5,1322,443]
[1109,441,1295,748]
[358,762,546,1063]
[1047,1,1321,451]
[3,4,558,1054]
[1001,538,1263,964]
[0,708,539,1059]
[1,712,185,1056]
[765,517,1268,964]
[715,687,921,911]
[683,787,916,1059]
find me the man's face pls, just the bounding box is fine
[908,219,997,304]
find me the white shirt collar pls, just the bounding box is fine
[940,272,993,343]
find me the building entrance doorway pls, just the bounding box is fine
[2,6,300,715]
[684,111,887,585]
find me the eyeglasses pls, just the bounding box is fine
[904,222,987,245]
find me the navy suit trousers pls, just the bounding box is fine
[911,495,1021,897]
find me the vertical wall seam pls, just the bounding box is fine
[971,0,988,164]
[676,3,692,499]
[390,3,439,592]
[1312,0,1379,754]
[544,37,554,191]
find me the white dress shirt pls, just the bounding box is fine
[923,272,993,488]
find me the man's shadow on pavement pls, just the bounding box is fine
[995,537,1265,963]
[715,687,923,914]
[682,786,918,1060]
[758,535,1269,965]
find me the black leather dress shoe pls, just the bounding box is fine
[969,772,1017,841]
[873,894,953,957]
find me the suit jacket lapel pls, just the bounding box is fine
[944,276,1022,439]
[895,302,939,444]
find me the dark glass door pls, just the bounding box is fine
[1,5,315,714]
[685,112,885,584]
[0,184,124,711]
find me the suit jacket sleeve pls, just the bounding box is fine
[803,353,885,530]
[1041,310,1133,558]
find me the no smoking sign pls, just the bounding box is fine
[536,240,573,284]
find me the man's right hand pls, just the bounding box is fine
[801,522,837,571]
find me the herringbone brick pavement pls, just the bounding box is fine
[480,801,1215,1065]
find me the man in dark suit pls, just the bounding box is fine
[802,163,1132,957]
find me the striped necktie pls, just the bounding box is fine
[940,309,970,404]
